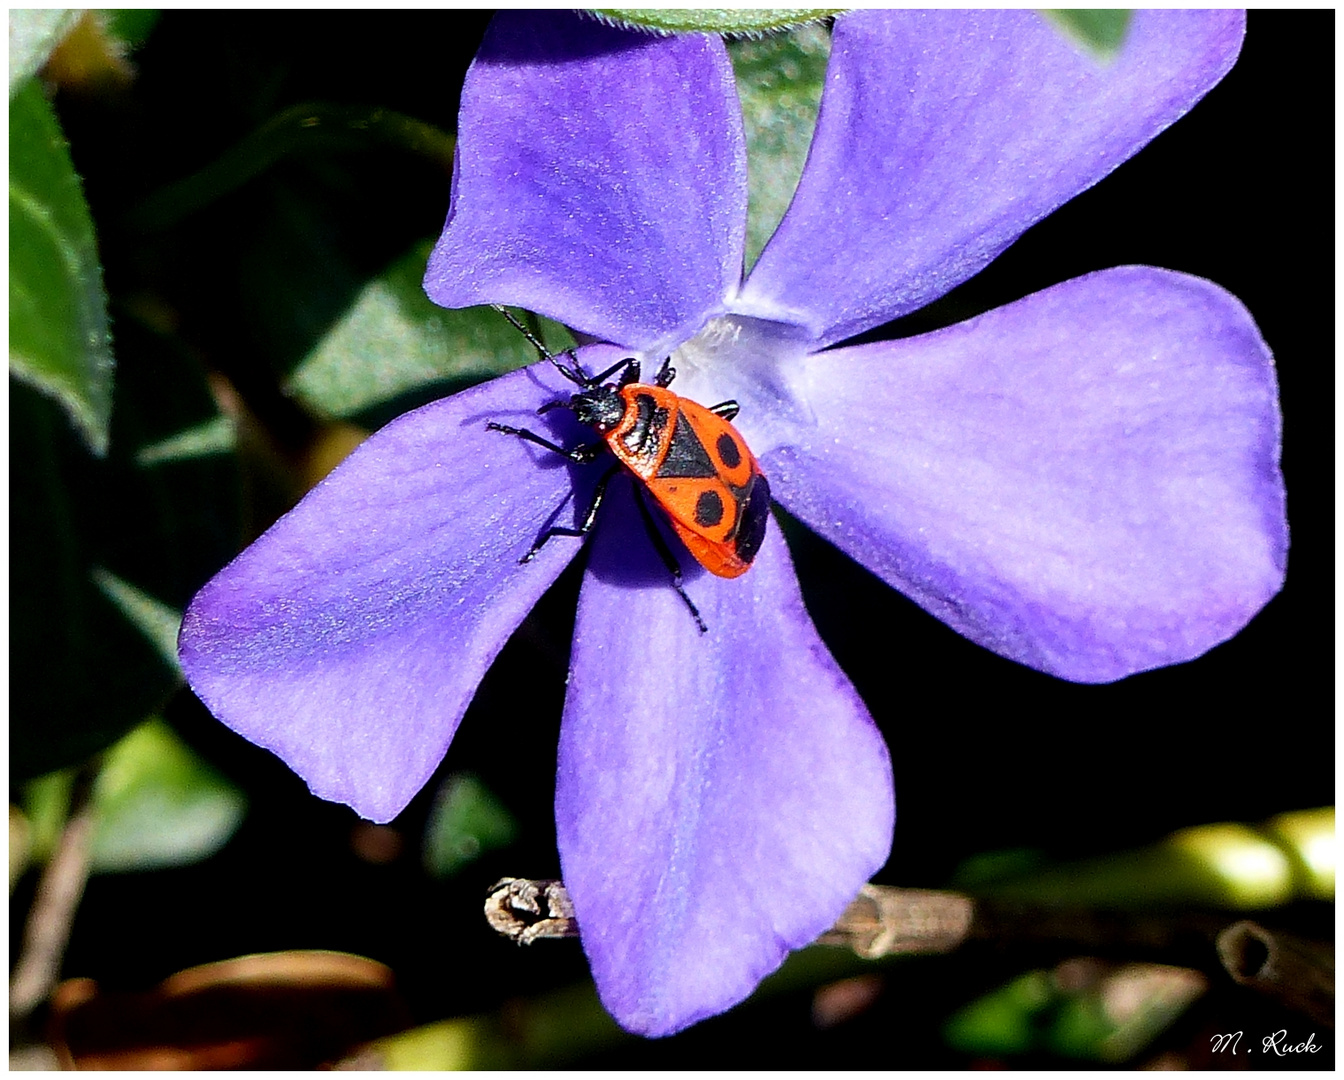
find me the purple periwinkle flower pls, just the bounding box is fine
[179,10,1286,1037]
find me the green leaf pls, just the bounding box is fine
[21,771,73,864]
[288,242,573,420]
[592,9,840,36]
[951,847,1047,889]
[8,9,81,96]
[90,567,183,671]
[104,9,161,49]
[12,384,164,775]
[128,103,455,233]
[1262,806,1335,901]
[945,963,1203,1062]
[1049,965,1205,1063]
[21,719,248,873]
[422,773,518,878]
[90,718,246,872]
[944,970,1055,1056]
[957,820,1300,910]
[1041,10,1133,60]
[10,315,241,779]
[10,80,114,456]
[135,414,237,466]
[729,23,831,272]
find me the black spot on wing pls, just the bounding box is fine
[694,489,725,527]
[732,472,771,565]
[656,413,717,478]
[715,432,742,469]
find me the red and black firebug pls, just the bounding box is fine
[487,306,771,633]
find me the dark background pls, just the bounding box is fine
[16,10,1332,1068]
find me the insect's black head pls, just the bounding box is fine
[566,385,626,432]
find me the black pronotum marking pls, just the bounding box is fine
[620,393,671,462]
[694,489,725,527]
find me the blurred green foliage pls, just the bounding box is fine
[288,253,574,422]
[23,718,246,874]
[5,9,1328,1071]
[953,811,1335,909]
[729,23,830,272]
[592,9,842,36]
[1042,10,1133,59]
[128,103,455,234]
[945,961,1205,1062]
[10,329,240,778]
[422,773,519,879]
[104,9,162,48]
[10,78,113,455]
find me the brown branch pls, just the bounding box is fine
[10,765,100,1026]
[816,885,974,957]
[483,878,1335,1026]
[1216,920,1335,1027]
[484,878,579,944]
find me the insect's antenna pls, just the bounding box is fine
[492,304,587,386]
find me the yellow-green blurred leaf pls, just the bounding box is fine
[354,983,624,1070]
[89,718,246,872]
[954,816,1317,911]
[23,770,75,863]
[23,719,248,874]
[1166,822,1294,909]
[1262,807,1334,900]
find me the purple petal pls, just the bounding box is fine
[424,11,747,354]
[738,10,1245,348]
[765,267,1286,683]
[179,364,594,823]
[555,483,894,1036]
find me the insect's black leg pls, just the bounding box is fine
[486,422,606,464]
[521,463,621,563]
[592,356,638,386]
[633,486,708,635]
[534,357,635,401]
[709,400,739,421]
[654,358,675,387]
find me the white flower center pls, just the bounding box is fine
[665,315,815,453]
